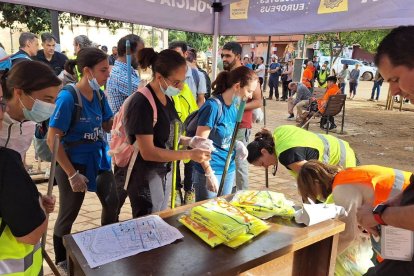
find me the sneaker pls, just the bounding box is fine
[175,189,183,207]
[276,98,280,101]
[329,124,337,130]
[286,114,295,121]
[184,190,195,205]
[57,261,68,275]
[367,98,374,101]
[266,96,273,100]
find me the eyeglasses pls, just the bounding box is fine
[0,97,6,112]
[165,77,185,88]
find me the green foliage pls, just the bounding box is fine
[0,3,51,33]
[168,30,234,52]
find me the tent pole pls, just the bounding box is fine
[302,34,307,59]
[211,1,223,80]
[263,35,271,188]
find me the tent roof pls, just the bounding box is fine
[4,0,414,35]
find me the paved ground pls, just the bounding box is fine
[25,80,414,275]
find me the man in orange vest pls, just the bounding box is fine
[357,26,414,276]
[302,61,314,90]
[297,160,412,275]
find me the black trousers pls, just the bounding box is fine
[282,80,292,100]
[320,115,335,128]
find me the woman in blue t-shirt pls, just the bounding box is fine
[47,47,118,267]
[193,66,259,201]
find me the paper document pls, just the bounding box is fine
[73,215,183,268]
[295,203,347,226]
[380,225,414,261]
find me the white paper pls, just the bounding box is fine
[381,225,414,261]
[295,203,347,226]
[72,215,184,268]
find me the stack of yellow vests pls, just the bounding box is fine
[230,190,295,219]
[179,198,269,248]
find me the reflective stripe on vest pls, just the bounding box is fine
[390,169,406,198]
[0,242,41,274]
[316,134,346,167]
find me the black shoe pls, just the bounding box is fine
[329,124,337,130]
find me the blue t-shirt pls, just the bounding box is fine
[194,95,237,175]
[49,87,113,191]
[245,63,253,70]
[269,62,280,79]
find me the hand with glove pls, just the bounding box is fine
[68,171,88,192]
[189,136,215,151]
[205,170,219,193]
[235,141,248,160]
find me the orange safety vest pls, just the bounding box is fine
[302,68,313,88]
[333,165,412,206]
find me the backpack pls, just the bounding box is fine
[183,96,223,138]
[108,86,157,168]
[191,68,200,89]
[33,84,104,161]
[0,53,31,71]
[198,67,212,99]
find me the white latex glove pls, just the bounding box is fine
[205,171,219,193]
[68,171,88,192]
[189,136,215,151]
[235,140,248,160]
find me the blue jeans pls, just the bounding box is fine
[193,170,235,202]
[371,81,382,100]
[340,83,346,94]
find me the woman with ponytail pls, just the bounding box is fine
[193,66,258,201]
[124,48,212,218]
[247,125,358,178]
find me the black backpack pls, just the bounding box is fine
[183,96,223,138]
[33,84,104,161]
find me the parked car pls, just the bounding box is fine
[319,56,377,81]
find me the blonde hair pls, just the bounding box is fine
[297,160,342,203]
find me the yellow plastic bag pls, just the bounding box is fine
[230,190,295,219]
[178,215,225,248]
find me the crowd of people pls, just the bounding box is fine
[0,25,413,276]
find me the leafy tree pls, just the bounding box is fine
[0,3,51,33]
[308,30,390,67]
[168,30,234,52]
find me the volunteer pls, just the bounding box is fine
[124,48,212,218]
[0,67,56,275]
[297,160,411,275]
[0,60,61,160]
[193,66,257,201]
[47,47,118,267]
[246,125,357,178]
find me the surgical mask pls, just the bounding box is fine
[160,78,180,97]
[88,72,101,92]
[20,96,56,123]
[232,95,241,106]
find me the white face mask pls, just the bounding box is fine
[159,78,180,97]
[87,71,101,92]
[20,95,56,123]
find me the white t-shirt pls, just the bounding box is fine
[256,64,266,78]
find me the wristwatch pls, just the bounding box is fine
[373,204,388,225]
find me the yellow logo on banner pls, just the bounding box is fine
[318,0,348,14]
[230,0,249,20]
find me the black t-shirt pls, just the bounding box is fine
[278,147,319,170]
[125,84,180,167]
[36,50,68,76]
[0,147,45,237]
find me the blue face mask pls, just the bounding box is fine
[20,95,56,123]
[160,78,180,97]
[88,72,101,92]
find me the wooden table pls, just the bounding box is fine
[64,200,345,276]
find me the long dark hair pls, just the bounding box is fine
[76,47,108,76]
[212,66,257,96]
[247,129,275,163]
[2,60,61,100]
[138,48,186,78]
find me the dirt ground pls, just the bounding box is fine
[258,80,414,176]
